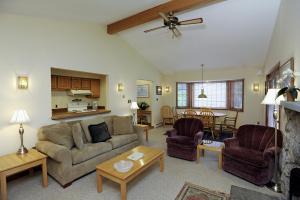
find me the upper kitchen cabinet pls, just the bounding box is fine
[51,75,57,89]
[89,79,100,98]
[81,78,91,90]
[71,77,81,89]
[57,76,71,90]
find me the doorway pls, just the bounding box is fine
[136,80,154,126]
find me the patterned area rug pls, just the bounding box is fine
[175,182,230,200]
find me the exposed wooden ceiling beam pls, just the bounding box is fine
[107,0,218,34]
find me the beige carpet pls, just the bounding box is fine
[8,126,282,200]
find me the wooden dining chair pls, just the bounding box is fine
[199,109,217,139]
[173,108,183,120]
[160,105,174,126]
[220,111,239,136]
[183,109,197,118]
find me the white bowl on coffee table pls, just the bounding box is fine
[113,160,133,173]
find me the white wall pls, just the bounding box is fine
[161,67,265,127]
[0,14,162,156]
[264,0,300,87]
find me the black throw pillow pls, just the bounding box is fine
[88,122,111,143]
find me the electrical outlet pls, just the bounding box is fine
[122,95,125,99]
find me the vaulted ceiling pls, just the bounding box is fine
[0,0,281,74]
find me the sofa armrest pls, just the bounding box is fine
[263,146,282,160]
[166,129,177,137]
[36,141,72,166]
[194,131,204,145]
[133,125,145,144]
[224,138,239,148]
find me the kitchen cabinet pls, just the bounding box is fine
[71,77,81,89]
[57,76,71,90]
[89,79,100,98]
[51,75,57,89]
[81,79,91,90]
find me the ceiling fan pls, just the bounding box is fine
[144,12,203,38]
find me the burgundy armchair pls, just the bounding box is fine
[222,124,282,186]
[166,118,204,161]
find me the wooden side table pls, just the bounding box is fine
[196,142,224,169]
[0,149,48,200]
[136,124,149,142]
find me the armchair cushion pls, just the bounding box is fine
[223,146,267,168]
[166,136,195,146]
[166,129,177,137]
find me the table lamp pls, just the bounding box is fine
[10,109,30,155]
[130,102,139,125]
[261,88,284,193]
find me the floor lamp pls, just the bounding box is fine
[130,102,139,125]
[261,88,284,193]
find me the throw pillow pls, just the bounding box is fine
[88,122,112,143]
[113,116,134,135]
[72,123,85,149]
[80,116,105,143]
[43,123,74,149]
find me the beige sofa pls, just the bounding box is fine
[36,115,144,187]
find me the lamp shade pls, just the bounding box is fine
[10,109,30,124]
[261,89,285,105]
[130,102,139,110]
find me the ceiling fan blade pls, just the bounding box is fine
[179,18,203,25]
[144,25,167,33]
[159,12,170,22]
[172,27,182,37]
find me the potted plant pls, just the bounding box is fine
[277,68,300,101]
[138,102,150,110]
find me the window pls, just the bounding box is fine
[176,79,244,111]
[176,83,189,108]
[193,82,227,109]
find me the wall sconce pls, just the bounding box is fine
[253,83,259,92]
[156,86,162,95]
[117,83,124,92]
[17,76,28,89]
[165,86,170,93]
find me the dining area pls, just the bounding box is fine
[160,106,239,140]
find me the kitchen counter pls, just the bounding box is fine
[52,109,111,120]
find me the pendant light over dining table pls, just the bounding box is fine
[198,64,207,98]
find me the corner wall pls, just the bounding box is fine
[0,14,162,155]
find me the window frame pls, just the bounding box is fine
[176,79,244,112]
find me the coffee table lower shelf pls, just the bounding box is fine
[96,146,164,200]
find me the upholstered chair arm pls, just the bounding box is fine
[194,131,204,145]
[224,138,239,148]
[263,146,282,160]
[133,125,145,144]
[166,129,178,137]
[36,141,72,167]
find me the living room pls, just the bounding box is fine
[0,0,299,200]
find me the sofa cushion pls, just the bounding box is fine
[72,123,85,150]
[71,142,112,165]
[42,123,74,149]
[80,116,105,143]
[113,116,134,135]
[166,136,195,146]
[108,134,138,149]
[88,122,111,143]
[223,146,268,168]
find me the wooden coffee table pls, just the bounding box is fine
[96,146,164,200]
[197,141,224,169]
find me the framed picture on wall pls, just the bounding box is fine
[137,84,149,98]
